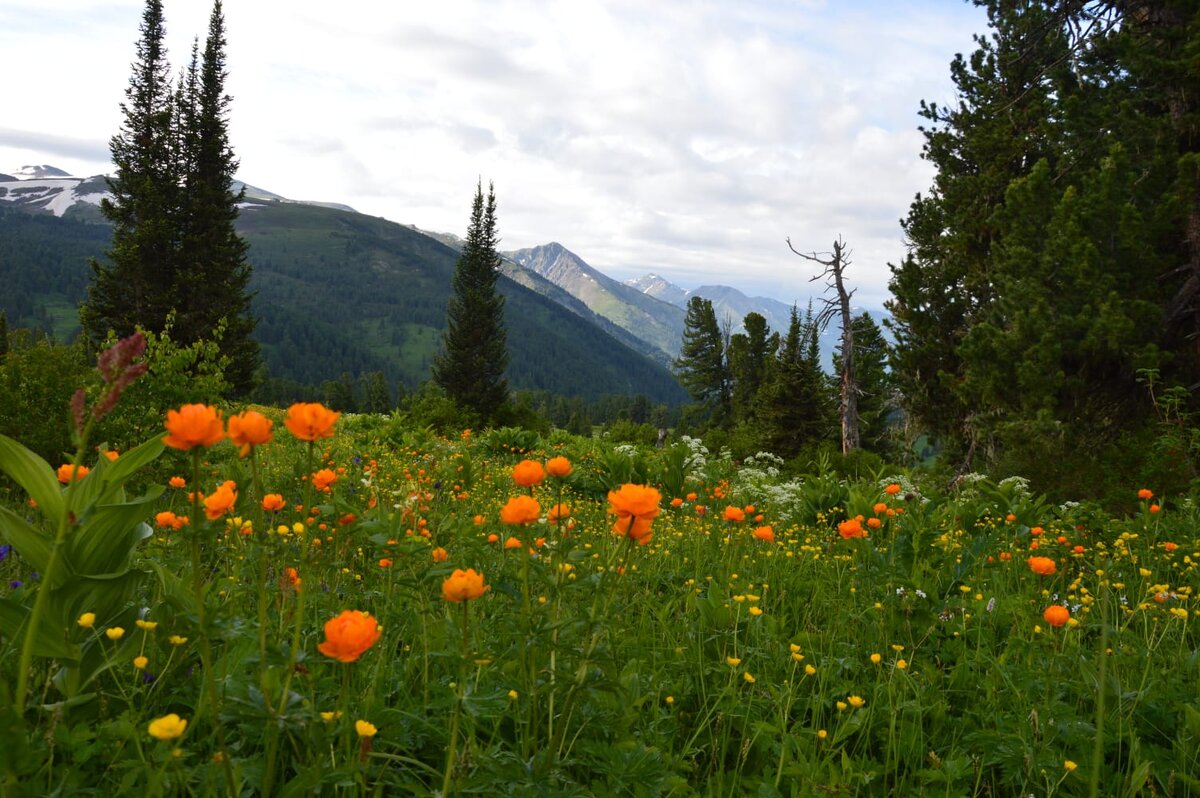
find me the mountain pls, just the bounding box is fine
[0,172,687,405]
[625,272,796,333]
[506,243,685,359]
[10,164,72,179]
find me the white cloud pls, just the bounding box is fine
[0,0,986,314]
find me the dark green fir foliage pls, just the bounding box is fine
[81,0,258,395]
[432,181,510,424]
[757,304,831,459]
[674,296,730,427]
[886,1,1198,490]
[833,313,892,454]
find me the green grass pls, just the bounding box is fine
[0,410,1197,795]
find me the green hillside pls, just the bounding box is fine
[0,203,687,404]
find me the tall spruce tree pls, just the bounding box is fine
[758,304,831,459]
[82,0,258,394]
[674,296,730,427]
[432,181,509,423]
[82,0,176,342]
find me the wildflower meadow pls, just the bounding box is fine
[0,342,1197,796]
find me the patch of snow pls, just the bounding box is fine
[236,201,266,210]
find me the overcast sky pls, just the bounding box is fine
[0,1,987,309]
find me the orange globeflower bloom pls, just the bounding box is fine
[442,568,488,602]
[227,410,274,457]
[1043,605,1070,628]
[548,503,571,524]
[838,518,866,539]
[723,506,746,523]
[670,497,684,508]
[163,404,225,450]
[312,468,338,493]
[752,525,775,543]
[884,483,902,496]
[607,484,662,522]
[873,502,888,514]
[431,547,448,562]
[1027,556,1057,576]
[500,495,541,525]
[317,610,382,663]
[612,515,654,545]
[169,476,187,488]
[154,510,187,530]
[203,480,238,520]
[866,517,882,529]
[546,456,573,478]
[512,460,546,487]
[56,463,90,483]
[1137,488,1153,500]
[504,536,523,550]
[284,402,340,442]
[262,494,286,512]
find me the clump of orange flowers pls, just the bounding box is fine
[203,480,238,520]
[838,517,866,539]
[56,463,90,483]
[442,568,488,602]
[317,610,382,662]
[163,404,225,450]
[752,525,775,543]
[284,402,340,441]
[608,483,661,545]
[311,468,338,493]
[227,409,274,456]
[1027,556,1057,576]
[512,460,546,487]
[723,506,746,523]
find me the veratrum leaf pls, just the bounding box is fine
[0,434,64,526]
[0,505,54,575]
[0,597,79,660]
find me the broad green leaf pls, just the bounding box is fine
[0,597,79,660]
[100,435,165,487]
[46,569,145,629]
[0,434,64,525]
[67,493,161,576]
[0,505,55,575]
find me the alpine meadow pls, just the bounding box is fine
[1,2,1199,796]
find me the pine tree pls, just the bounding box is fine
[81,0,176,342]
[758,304,831,458]
[432,181,510,423]
[674,296,730,427]
[176,0,258,394]
[727,311,776,423]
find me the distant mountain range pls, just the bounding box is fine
[1,163,877,385]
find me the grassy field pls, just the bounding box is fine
[0,403,1197,796]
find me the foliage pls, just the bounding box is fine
[674,296,730,427]
[432,181,510,424]
[0,331,89,465]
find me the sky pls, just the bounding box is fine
[0,1,988,310]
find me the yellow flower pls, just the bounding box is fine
[106,627,125,641]
[896,659,908,670]
[355,720,377,738]
[817,729,827,739]
[748,606,763,617]
[791,652,805,662]
[1064,760,1078,772]
[665,695,674,705]
[726,656,741,667]
[168,635,188,646]
[148,714,188,741]
[508,690,519,700]
[848,695,865,709]
[320,711,342,722]
[805,664,816,676]
[133,656,149,669]
[789,643,800,653]
[870,653,881,664]
[136,619,158,631]
[77,612,96,629]
[743,672,756,684]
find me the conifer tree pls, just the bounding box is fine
[674,296,730,427]
[432,181,510,423]
[758,304,831,459]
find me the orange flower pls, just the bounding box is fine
[873,502,888,514]
[101,450,119,461]
[607,484,662,522]
[163,404,225,450]
[442,568,488,602]
[1137,488,1153,500]
[432,547,448,562]
[1149,504,1161,514]
[1027,556,1057,576]
[866,517,882,529]
[548,503,571,524]
[504,536,523,550]
[884,483,901,496]
[316,610,381,662]
[284,402,340,442]
[500,495,541,525]
[546,456,573,478]
[1043,605,1070,628]
[261,494,286,512]
[227,410,274,456]
[670,497,684,508]
[154,510,187,530]
[378,558,393,568]
[612,515,654,545]
[838,518,865,539]
[312,468,338,493]
[512,460,545,487]
[723,506,746,523]
[169,476,187,488]
[203,480,238,520]
[752,525,775,542]
[56,463,89,483]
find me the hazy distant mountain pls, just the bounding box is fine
[10,164,72,179]
[625,273,796,333]
[506,243,686,358]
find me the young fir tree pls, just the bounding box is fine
[81,0,176,342]
[674,296,730,427]
[833,313,892,454]
[432,181,509,423]
[758,304,831,459]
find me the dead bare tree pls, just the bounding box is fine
[787,235,859,454]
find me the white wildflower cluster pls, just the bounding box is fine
[613,443,639,457]
[754,478,810,518]
[997,475,1032,496]
[679,436,709,469]
[1058,500,1080,513]
[742,451,783,477]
